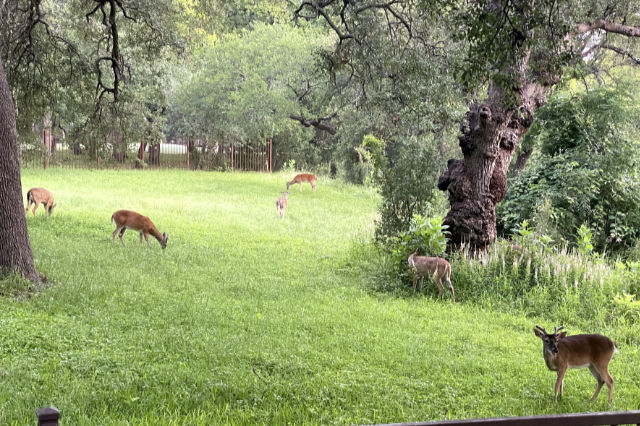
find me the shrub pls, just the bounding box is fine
[499,88,640,254]
[375,136,443,240]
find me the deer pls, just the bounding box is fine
[287,173,317,192]
[276,192,289,218]
[25,187,56,217]
[111,210,169,250]
[407,250,455,302]
[534,325,617,403]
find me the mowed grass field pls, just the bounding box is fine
[1,169,639,425]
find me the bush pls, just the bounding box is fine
[375,137,443,240]
[499,88,640,255]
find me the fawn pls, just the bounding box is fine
[276,192,289,218]
[407,250,455,302]
[25,188,56,217]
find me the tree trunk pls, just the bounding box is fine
[135,140,146,168]
[438,80,548,252]
[148,142,160,165]
[0,56,41,282]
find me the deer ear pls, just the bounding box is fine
[557,332,567,339]
[534,329,543,337]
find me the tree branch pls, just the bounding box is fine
[289,113,337,135]
[600,43,640,65]
[577,19,640,37]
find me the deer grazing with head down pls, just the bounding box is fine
[287,173,317,192]
[111,210,169,250]
[534,325,617,403]
[407,250,455,302]
[276,192,289,218]
[25,188,56,217]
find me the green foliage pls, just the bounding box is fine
[576,224,594,256]
[387,214,449,273]
[375,136,444,240]
[360,134,386,173]
[456,1,572,101]
[499,87,640,254]
[168,22,328,149]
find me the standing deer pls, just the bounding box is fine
[25,188,56,217]
[287,173,317,192]
[276,192,289,218]
[534,325,617,403]
[407,250,455,302]
[111,210,169,250]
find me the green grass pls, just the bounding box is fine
[1,169,639,424]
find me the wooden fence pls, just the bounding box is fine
[36,407,640,425]
[20,135,273,172]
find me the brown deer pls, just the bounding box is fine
[407,250,455,302]
[276,192,289,218]
[534,325,617,403]
[287,173,317,191]
[25,187,56,217]
[111,210,168,250]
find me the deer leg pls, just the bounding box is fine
[25,201,32,216]
[118,228,127,246]
[113,227,123,245]
[554,368,566,402]
[143,233,151,246]
[589,361,613,403]
[31,203,39,216]
[588,365,605,402]
[605,370,614,403]
[446,275,455,302]
[433,272,444,298]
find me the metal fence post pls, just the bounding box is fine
[36,406,59,426]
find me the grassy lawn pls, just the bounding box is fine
[1,168,639,425]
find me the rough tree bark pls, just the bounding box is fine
[438,76,549,252]
[0,56,42,282]
[135,140,146,168]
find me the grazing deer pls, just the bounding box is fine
[534,325,617,403]
[276,192,289,218]
[25,188,56,217]
[287,173,317,191]
[111,210,169,250]
[407,250,455,302]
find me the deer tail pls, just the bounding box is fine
[111,214,115,225]
[26,189,32,203]
[408,251,418,268]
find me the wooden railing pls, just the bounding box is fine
[380,411,640,426]
[36,407,640,425]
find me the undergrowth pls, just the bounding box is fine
[361,240,640,344]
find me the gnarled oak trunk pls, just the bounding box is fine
[0,56,41,282]
[438,80,548,252]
